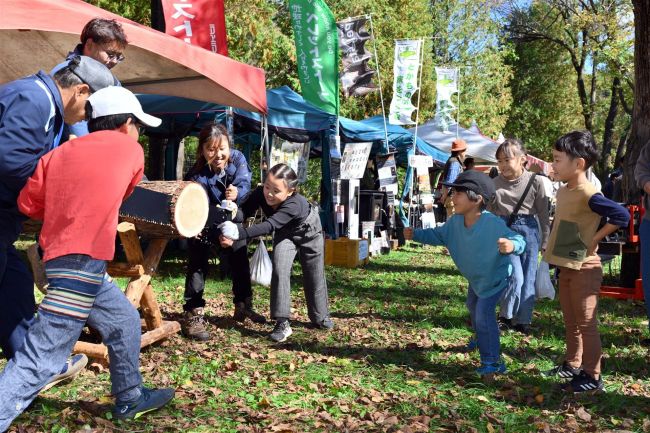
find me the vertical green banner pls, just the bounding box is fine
[289,0,340,116]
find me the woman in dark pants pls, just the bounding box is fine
[182,123,264,341]
[218,163,333,343]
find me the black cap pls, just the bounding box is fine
[442,170,495,201]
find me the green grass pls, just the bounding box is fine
[4,242,650,432]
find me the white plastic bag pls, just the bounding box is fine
[250,239,272,287]
[535,259,555,300]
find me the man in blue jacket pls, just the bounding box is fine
[0,55,114,385]
[52,18,128,138]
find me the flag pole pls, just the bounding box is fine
[456,68,461,139]
[407,38,426,225]
[367,14,389,154]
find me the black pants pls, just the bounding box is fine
[184,237,252,311]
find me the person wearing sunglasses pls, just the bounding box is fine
[51,18,129,139]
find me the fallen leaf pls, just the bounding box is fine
[534,394,544,404]
[575,407,592,423]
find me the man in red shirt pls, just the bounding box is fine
[0,86,174,429]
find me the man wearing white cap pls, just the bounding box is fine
[0,86,174,428]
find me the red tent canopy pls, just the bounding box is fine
[0,0,267,113]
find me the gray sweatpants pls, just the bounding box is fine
[270,208,330,325]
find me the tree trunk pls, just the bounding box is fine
[600,77,621,175]
[624,0,650,202]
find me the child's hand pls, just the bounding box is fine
[225,185,238,201]
[497,238,514,254]
[219,235,234,248]
[587,239,599,256]
[403,227,414,240]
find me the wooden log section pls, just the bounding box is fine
[106,262,144,278]
[119,181,209,239]
[73,321,180,361]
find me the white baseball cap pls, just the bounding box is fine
[88,86,162,127]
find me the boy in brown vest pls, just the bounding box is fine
[543,131,628,392]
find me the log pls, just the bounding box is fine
[117,222,144,265]
[106,262,144,278]
[124,238,168,307]
[140,283,163,329]
[140,321,181,347]
[119,181,209,238]
[73,341,109,361]
[27,243,48,294]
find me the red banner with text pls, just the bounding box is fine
[161,0,228,55]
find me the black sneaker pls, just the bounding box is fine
[498,317,513,331]
[543,361,581,379]
[561,371,604,393]
[269,320,293,343]
[113,387,175,420]
[513,323,531,336]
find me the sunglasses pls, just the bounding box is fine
[449,187,468,195]
[104,49,125,63]
[132,119,146,135]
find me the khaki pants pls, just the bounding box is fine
[558,257,603,377]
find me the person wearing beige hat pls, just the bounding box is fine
[439,138,468,219]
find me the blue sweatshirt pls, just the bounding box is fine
[413,211,526,298]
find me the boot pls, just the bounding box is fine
[181,307,210,341]
[233,297,266,324]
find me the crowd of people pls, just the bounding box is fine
[0,14,647,433]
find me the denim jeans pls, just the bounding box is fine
[0,243,36,359]
[499,215,540,325]
[466,285,504,364]
[640,219,650,330]
[0,254,142,431]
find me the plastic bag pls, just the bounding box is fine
[535,259,555,300]
[250,239,272,287]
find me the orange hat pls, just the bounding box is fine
[451,138,467,152]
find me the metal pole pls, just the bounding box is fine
[456,68,461,139]
[407,38,425,225]
[368,15,389,154]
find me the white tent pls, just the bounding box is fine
[412,121,501,163]
[412,121,551,173]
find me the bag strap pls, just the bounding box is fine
[508,173,537,226]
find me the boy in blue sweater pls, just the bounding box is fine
[404,170,526,376]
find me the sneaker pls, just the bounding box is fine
[498,317,513,331]
[41,354,88,392]
[181,307,210,341]
[313,317,334,330]
[233,297,266,324]
[269,320,293,343]
[543,361,581,379]
[513,323,531,336]
[561,371,604,393]
[113,387,175,420]
[476,361,507,376]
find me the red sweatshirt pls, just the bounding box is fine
[18,130,144,261]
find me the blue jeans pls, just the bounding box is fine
[0,243,36,359]
[0,254,142,430]
[466,286,504,364]
[640,219,650,330]
[499,215,540,325]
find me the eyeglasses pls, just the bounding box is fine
[132,120,146,135]
[449,187,467,196]
[104,49,125,63]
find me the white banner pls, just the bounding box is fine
[270,136,310,183]
[434,67,459,132]
[389,40,422,125]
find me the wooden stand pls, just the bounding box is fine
[75,222,180,362]
[27,221,180,363]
